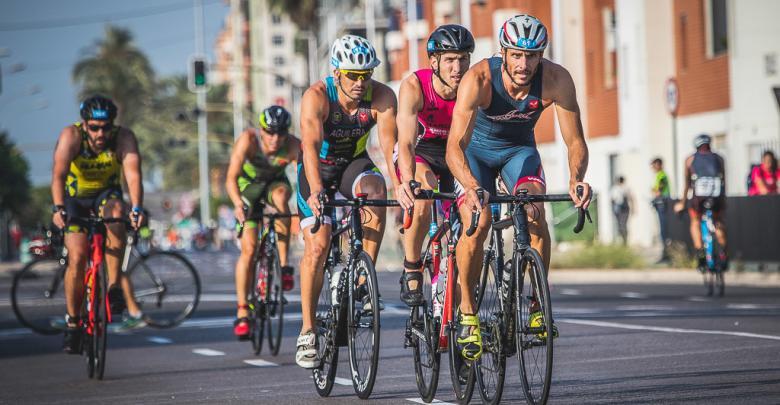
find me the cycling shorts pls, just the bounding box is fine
[688,196,726,221]
[64,187,123,233]
[239,175,291,231]
[457,137,545,197]
[393,139,455,194]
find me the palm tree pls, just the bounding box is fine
[72,26,155,127]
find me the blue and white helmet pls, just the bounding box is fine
[499,14,548,52]
[330,35,380,70]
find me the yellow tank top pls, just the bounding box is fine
[66,123,121,198]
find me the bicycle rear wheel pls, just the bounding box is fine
[516,248,553,405]
[313,265,338,397]
[411,261,440,402]
[251,257,266,355]
[476,257,506,405]
[128,251,201,328]
[11,259,66,335]
[266,245,285,356]
[348,251,380,399]
[447,262,475,404]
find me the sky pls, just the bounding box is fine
[0,0,230,185]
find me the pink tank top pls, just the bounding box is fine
[414,69,456,144]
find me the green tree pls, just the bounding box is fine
[0,131,31,216]
[72,25,155,127]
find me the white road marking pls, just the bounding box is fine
[334,377,352,386]
[244,359,278,367]
[147,336,173,344]
[687,296,711,302]
[558,289,581,296]
[198,293,301,303]
[406,398,455,404]
[192,348,225,356]
[559,318,780,341]
[727,303,761,310]
[616,305,674,311]
[619,292,648,299]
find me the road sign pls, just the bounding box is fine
[665,78,679,116]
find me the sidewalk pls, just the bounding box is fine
[0,261,22,276]
[549,268,780,288]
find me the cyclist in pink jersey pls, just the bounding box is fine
[394,25,474,306]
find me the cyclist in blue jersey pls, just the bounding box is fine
[446,15,592,363]
[295,35,398,368]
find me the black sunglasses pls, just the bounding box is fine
[87,123,114,132]
[263,128,287,137]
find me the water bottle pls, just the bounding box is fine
[330,265,343,306]
[434,261,447,315]
[491,203,501,219]
[431,271,442,318]
[428,221,439,238]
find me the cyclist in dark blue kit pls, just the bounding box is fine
[446,15,592,362]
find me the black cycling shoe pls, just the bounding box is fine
[400,270,424,307]
[62,316,82,354]
[108,286,126,316]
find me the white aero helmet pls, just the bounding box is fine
[330,34,380,70]
[499,14,548,52]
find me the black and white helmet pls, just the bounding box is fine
[330,34,380,70]
[259,105,291,133]
[426,24,475,56]
[499,14,548,52]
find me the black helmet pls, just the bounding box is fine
[426,24,475,56]
[79,95,117,121]
[259,105,291,133]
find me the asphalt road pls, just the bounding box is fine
[1,250,779,404]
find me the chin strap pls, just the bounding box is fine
[502,60,525,88]
[432,54,455,91]
[336,77,362,102]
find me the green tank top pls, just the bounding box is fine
[238,131,291,192]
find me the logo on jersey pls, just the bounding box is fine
[529,99,539,110]
[331,111,343,124]
[358,110,370,125]
[485,109,537,122]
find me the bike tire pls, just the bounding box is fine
[127,251,201,328]
[716,271,725,297]
[251,255,265,355]
[412,260,440,402]
[93,264,109,380]
[313,265,339,397]
[348,251,380,399]
[516,248,553,405]
[476,256,506,405]
[447,262,476,404]
[11,258,66,335]
[266,245,284,356]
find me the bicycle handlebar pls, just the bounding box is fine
[311,193,401,234]
[236,207,299,239]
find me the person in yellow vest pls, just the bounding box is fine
[51,95,146,354]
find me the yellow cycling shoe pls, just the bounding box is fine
[529,310,558,340]
[456,313,483,362]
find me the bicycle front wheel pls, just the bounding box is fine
[251,257,266,355]
[93,265,109,380]
[266,245,285,356]
[476,257,506,405]
[11,259,66,335]
[313,264,338,397]
[411,260,440,402]
[447,261,475,404]
[515,248,553,405]
[128,251,201,328]
[348,251,380,399]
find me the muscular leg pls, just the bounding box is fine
[455,202,492,315]
[269,184,292,267]
[401,162,438,287]
[102,199,142,315]
[521,182,551,271]
[714,217,727,249]
[235,223,258,319]
[689,215,703,250]
[354,175,387,263]
[299,224,331,333]
[64,233,88,319]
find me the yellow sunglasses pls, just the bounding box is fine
[339,69,374,81]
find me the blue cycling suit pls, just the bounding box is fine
[463,56,546,195]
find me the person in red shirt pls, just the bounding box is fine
[749,150,779,196]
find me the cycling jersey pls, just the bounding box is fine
[690,151,724,199]
[239,130,293,228]
[460,57,546,196]
[319,76,376,164]
[66,122,121,198]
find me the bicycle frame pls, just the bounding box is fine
[701,208,716,271]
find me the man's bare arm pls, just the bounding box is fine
[117,129,143,208]
[374,83,399,187]
[51,127,80,206]
[300,86,328,195]
[396,75,424,185]
[225,131,251,208]
[552,64,590,207]
[446,66,488,191]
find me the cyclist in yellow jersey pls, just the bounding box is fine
[51,96,145,354]
[225,105,300,339]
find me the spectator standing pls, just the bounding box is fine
[748,150,779,196]
[610,176,632,245]
[651,158,671,262]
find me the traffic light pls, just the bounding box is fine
[188,56,208,92]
